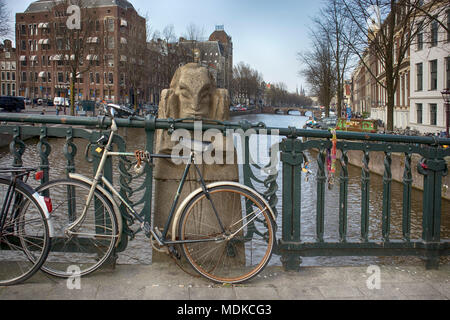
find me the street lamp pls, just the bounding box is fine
[441,88,450,137]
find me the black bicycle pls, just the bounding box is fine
[0,168,52,286]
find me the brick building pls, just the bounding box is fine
[180,25,233,91]
[16,0,146,105]
[0,40,18,97]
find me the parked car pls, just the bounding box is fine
[142,104,158,116]
[107,103,135,118]
[317,116,337,130]
[53,97,69,107]
[0,96,26,113]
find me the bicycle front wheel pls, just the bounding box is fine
[178,184,275,284]
[36,179,118,278]
[0,177,50,286]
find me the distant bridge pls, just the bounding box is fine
[262,106,321,118]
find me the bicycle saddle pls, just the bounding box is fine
[179,138,214,153]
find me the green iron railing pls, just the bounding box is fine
[0,113,449,270]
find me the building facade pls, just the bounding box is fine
[180,25,233,91]
[409,4,450,134]
[0,40,18,97]
[16,0,146,104]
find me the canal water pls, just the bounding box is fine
[0,112,448,267]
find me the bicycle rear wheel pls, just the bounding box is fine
[36,179,118,278]
[178,184,275,284]
[0,177,50,286]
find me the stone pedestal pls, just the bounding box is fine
[152,63,239,262]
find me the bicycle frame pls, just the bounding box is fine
[67,117,226,246]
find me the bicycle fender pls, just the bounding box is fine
[32,191,55,238]
[171,181,276,241]
[68,173,123,247]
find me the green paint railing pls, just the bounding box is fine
[0,113,449,271]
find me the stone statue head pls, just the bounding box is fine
[158,63,230,120]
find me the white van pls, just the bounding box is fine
[53,97,69,107]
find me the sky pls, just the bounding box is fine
[4,0,325,94]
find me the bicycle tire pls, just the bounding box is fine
[35,179,118,278]
[178,184,275,284]
[0,176,51,286]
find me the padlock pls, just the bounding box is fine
[134,163,144,175]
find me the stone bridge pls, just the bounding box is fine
[262,106,321,118]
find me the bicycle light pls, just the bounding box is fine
[44,196,53,213]
[35,170,44,181]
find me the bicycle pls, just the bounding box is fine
[36,105,277,284]
[0,167,52,286]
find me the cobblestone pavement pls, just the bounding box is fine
[0,262,448,300]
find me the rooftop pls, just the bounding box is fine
[24,0,135,13]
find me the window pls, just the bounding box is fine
[57,72,63,83]
[417,21,424,50]
[21,72,27,82]
[107,18,115,32]
[430,60,437,91]
[416,103,423,124]
[90,72,94,84]
[107,36,115,49]
[108,72,114,84]
[447,10,450,42]
[430,104,437,125]
[446,57,450,89]
[20,40,26,51]
[416,63,423,91]
[430,20,438,47]
[95,73,100,84]
[20,24,26,35]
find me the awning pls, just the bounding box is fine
[120,55,127,62]
[30,55,37,61]
[120,37,127,44]
[38,23,49,28]
[86,54,99,61]
[38,71,46,78]
[38,39,50,45]
[51,55,62,61]
[87,37,99,44]
[120,19,128,27]
[19,56,26,61]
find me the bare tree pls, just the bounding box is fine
[0,0,10,39]
[119,15,147,110]
[341,0,449,131]
[298,33,336,117]
[232,62,263,105]
[183,23,205,62]
[312,0,358,118]
[49,0,98,115]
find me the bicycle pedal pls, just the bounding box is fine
[169,246,181,260]
[154,227,163,238]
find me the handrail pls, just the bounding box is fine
[1,114,450,146]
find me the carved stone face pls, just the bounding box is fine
[174,65,213,119]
